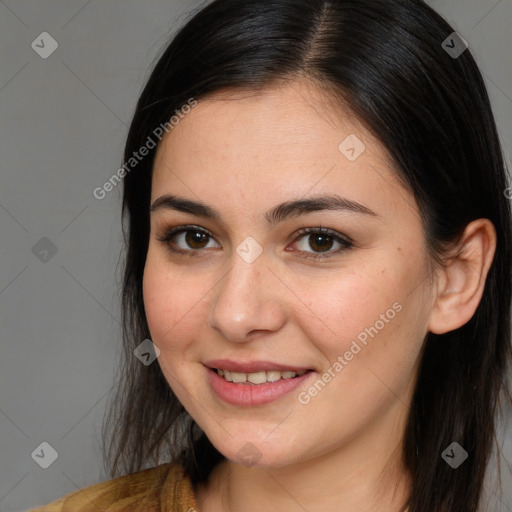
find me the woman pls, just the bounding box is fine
[32,0,512,511]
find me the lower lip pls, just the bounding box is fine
[206,366,315,406]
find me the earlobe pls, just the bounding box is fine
[428,219,497,335]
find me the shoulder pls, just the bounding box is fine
[29,462,199,512]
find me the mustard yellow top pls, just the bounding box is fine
[29,462,199,512]
[29,461,411,512]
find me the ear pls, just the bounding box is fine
[428,219,497,335]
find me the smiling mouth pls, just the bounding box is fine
[213,368,312,385]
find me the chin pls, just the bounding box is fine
[211,437,304,470]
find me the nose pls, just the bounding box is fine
[207,249,287,343]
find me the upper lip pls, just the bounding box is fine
[203,359,313,374]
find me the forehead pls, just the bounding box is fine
[151,80,412,223]
[154,81,377,169]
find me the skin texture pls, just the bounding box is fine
[142,79,496,512]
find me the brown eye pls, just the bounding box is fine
[292,227,354,260]
[157,225,219,256]
[307,233,335,252]
[183,230,210,249]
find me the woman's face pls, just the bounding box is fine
[143,80,435,468]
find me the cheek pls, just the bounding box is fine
[142,252,214,359]
[292,275,424,435]
[143,256,188,348]
[142,260,203,400]
[295,268,402,351]
[143,264,171,342]
[295,259,426,382]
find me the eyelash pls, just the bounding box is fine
[156,224,354,261]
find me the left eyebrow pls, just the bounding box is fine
[149,193,378,226]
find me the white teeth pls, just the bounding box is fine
[266,371,282,382]
[215,368,307,384]
[231,372,247,383]
[247,371,267,384]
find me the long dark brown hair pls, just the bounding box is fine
[101,1,512,510]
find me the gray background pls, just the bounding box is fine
[0,1,511,511]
